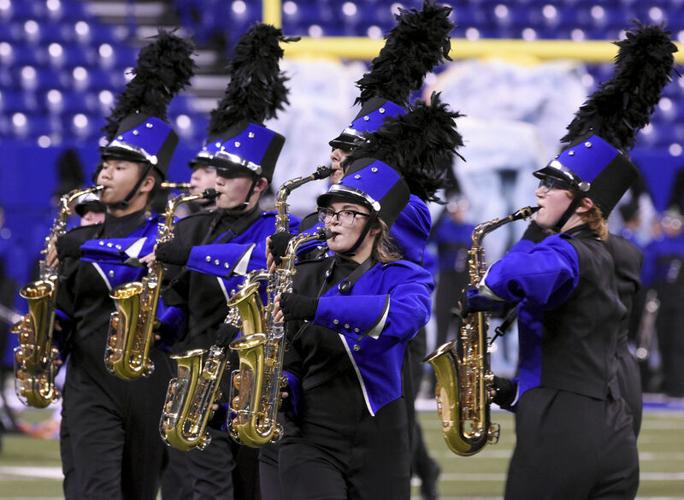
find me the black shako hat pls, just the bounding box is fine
[534,23,677,217]
[100,31,195,180]
[192,24,294,183]
[330,1,453,151]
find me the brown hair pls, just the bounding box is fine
[579,204,608,240]
[372,219,403,263]
[564,192,608,240]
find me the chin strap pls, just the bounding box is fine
[222,175,259,214]
[342,213,377,257]
[552,194,583,232]
[108,164,154,210]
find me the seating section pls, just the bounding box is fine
[0,0,682,150]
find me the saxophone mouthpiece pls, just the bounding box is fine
[512,206,540,221]
[317,227,333,240]
[202,188,219,200]
[314,165,334,180]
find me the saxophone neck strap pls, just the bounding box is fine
[319,256,375,297]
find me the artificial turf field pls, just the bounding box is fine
[1,409,682,499]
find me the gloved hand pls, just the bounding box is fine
[215,322,240,346]
[280,292,318,321]
[521,220,550,243]
[156,240,192,266]
[56,235,82,261]
[492,376,517,410]
[269,232,293,265]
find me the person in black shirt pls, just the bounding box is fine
[54,32,194,500]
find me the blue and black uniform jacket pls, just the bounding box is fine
[469,225,624,404]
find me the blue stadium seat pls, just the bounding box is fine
[0,90,42,114]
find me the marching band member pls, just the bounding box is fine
[151,24,297,500]
[265,5,455,498]
[466,24,676,499]
[53,32,194,499]
[275,158,432,500]
[269,90,462,500]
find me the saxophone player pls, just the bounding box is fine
[462,24,675,499]
[264,89,462,500]
[51,32,194,500]
[149,25,297,500]
[266,5,455,499]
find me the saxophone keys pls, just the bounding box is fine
[487,423,501,444]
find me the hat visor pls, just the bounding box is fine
[533,164,578,189]
[316,190,373,211]
[328,133,362,151]
[100,146,148,165]
[75,201,105,217]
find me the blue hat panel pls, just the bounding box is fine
[205,123,276,169]
[112,117,173,165]
[341,159,402,205]
[557,134,620,184]
[350,100,406,134]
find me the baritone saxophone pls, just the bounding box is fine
[425,206,538,456]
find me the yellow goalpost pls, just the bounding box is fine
[262,0,684,63]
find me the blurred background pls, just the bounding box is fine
[1,0,684,498]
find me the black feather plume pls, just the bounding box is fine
[346,92,464,202]
[562,22,677,151]
[209,24,292,136]
[103,31,195,141]
[356,0,453,107]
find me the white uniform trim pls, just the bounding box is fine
[233,244,255,276]
[478,266,506,301]
[217,277,230,302]
[91,263,112,291]
[366,295,390,340]
[124,237,147,259]
[339,334,375,417]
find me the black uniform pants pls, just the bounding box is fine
[186,425,236,500]
[657,308,684,397]
[61,333,172,500]
[278,394,411,500]
[505,388,639,500]
[617,341,642,437]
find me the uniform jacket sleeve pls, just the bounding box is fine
[186,215,300,278]
[313,264,433,346]
[477,234,580,310]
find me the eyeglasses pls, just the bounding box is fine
[537,177,573,193]
[317,207,370,226]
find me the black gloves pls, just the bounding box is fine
[280,292,318,321]
[521,221,550,243]
[492,376,517,410]
[156,240,192,266]
[215,322,240,347]
[269,232,293,265]
[56,235,82,261]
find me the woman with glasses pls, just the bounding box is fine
[464,24,674,499]
[271,156,433,500]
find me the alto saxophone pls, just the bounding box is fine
[13,185,104,408]
[425,206,538,456]
[228,165,332,447]
[105,188,218,380]
[159,307,239,451]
